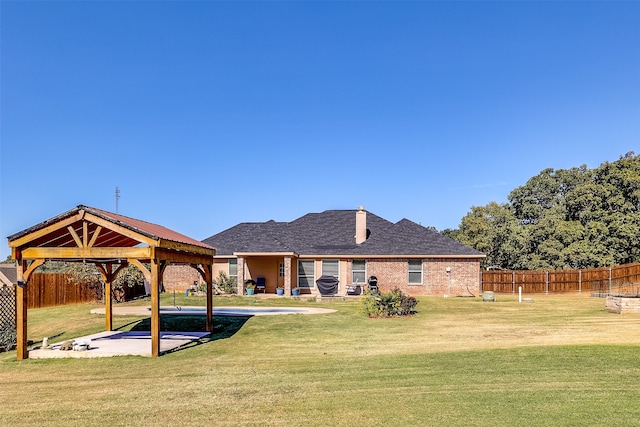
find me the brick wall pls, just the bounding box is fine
[422,258,480,296]
[163,258,482,296]
[162,265,203,292]
[348,258,480,297]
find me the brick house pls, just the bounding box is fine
[199,207,484,297]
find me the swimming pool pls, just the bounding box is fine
[157,306,335,316]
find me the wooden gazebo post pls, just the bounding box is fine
[15,260,28,361]
[14,257,45,360]
[204,263,213,333]
[150,257,161,358]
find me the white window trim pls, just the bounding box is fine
[352,260,366,284]
[228,259,238,279]
[322,260,339,278]
[298,260,315,288]
[408,260,423,285]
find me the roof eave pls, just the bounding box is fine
[232,251,299,257]
[296,253,485,258]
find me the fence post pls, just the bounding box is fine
[545,271,549,295]
[578,270,582,294]
[609,267,612,293]
[512,271,515,294]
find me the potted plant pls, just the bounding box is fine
[291,287,300,296]
[244,279,256,296]
[276,286,285,296]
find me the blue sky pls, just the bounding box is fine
[1,1,639,259]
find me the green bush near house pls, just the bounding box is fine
[0,318,16,352]
[361,287,418,317]
[212,271,237,294]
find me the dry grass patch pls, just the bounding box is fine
[1,293,639,426]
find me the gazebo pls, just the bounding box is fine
[7,205,216,360]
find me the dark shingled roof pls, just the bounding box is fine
[203,209,483,257]
[0,264,17,285]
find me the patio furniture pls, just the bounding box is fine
[316,275,339,296]
[256,277,266,293]
[346,282,362,295]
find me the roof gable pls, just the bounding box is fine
[204,209,483,257]
[205,222,292,254]
[8,205,214,258]
[0,264,17,286]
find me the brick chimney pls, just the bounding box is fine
[355,206,367,244]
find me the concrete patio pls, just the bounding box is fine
[28,305,335,358]
[29,330,210,359]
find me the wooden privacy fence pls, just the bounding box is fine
[27,273,103,309]
[481,262,640,294]
[24,273,147,309]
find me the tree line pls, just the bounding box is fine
[444,152,639,270]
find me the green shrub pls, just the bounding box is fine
[0,318,16,352]
[361,287,418,317]
[213,271,237,294]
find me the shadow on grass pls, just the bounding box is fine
[125,315,253,341]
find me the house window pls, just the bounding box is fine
[352,260,366,284]
[228,259,238,281]
[279,263,285,277]
[408,260,423,284]
[298,260,315,288]
[322,260,339,278]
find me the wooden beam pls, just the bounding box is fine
[8,212,84,248]
[95,261,129,282]
[204,263,213,333]
[157,239,215,257]
[128,258,151,283]
[23,259,45,282]
[150,258,161,357]
[88,225,102,248]
[154,247,214,265]
[98,264,114,331]
[83,221,89,248]
[160,260,170,278]
[21,246,152,260]
[16,260,28,360]
[111,262,128,279]
[67,226,83,248]
[94,263,117,331]
[105,279,113,331]
[94,263,109,282]
[83,212,158,247]
[191,264,205,281]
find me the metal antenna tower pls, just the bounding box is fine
[115,187,120,213]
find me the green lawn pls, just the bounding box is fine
[1,294,639,426]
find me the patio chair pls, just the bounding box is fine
[256,277,266,293]
[346,279,362,296]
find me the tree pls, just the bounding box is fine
[451,152,640,270]
[455,202,524,269]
